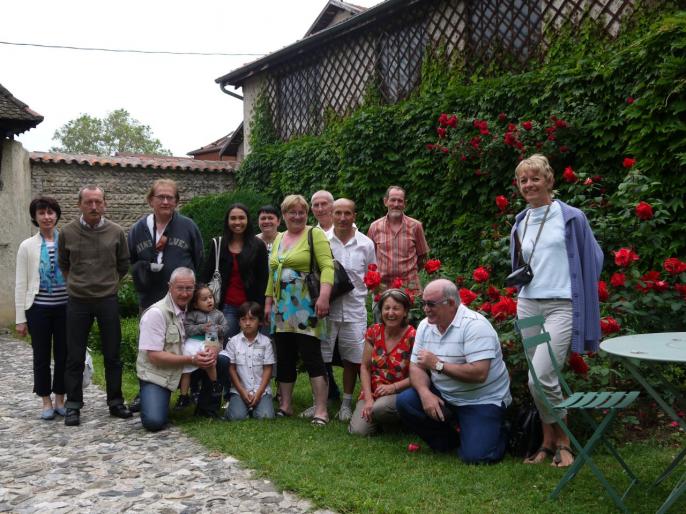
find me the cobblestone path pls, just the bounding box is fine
[0,335,331,513]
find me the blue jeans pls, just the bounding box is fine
[397,386,508,464]
[225,393,275,421]
[139,380,172,432]
[222,304,241,342]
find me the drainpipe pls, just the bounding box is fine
[220,82,244,101]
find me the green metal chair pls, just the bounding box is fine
[516,315,640,513]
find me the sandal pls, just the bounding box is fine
[553,445,575,468]
[311,416,328,427]
[276,409,292,418]
[524,446,555,464]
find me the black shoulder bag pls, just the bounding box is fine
[505,203,551,288]
[305,228,354,301]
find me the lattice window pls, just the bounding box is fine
[377,20,428,103]
[274,63,321,140]
[258,0,639,141]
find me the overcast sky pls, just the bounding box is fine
[2,0,381,156]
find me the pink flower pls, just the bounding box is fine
[584,177,593,186]
[407,442,421,452]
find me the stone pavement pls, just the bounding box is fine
[0,335,333,513]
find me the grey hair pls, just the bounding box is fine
[442,281,460,303]
[78,185,105,202]
[311,190,334,204]
[169,267,195,284]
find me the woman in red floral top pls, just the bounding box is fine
[349,289,415,436]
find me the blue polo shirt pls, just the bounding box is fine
[411,304,511,407]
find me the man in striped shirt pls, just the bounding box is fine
[367,186,429,293]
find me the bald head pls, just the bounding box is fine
[333,197,356,239]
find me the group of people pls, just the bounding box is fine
[15,153,603,466]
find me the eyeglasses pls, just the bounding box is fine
[154,195,176,202]
[420,298,450,309]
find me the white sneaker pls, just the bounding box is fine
[299,405,316,419]
[337,405,353,422]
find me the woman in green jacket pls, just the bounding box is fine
[265,194,334,425]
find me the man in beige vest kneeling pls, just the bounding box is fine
[136,267,216,431]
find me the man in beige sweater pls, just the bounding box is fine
[58,185,131,426]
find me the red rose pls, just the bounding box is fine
[426,144,437,151]
[592,175,602,183]
[613,248,639,267]
[600,316,621,335]
[438,113,449,126]
[440,147,449,153]
[610,272,626,287]
[559,145,569,153]
[598,281,609,302]
[498,112,507,122]
[403,288,416,305]
[504,287,517,297]
[654,280,669,292]
[459,288,478,306]
[562,166,577,183]
[472,266,490,283]
[495,195,509,212]
[363,270,382,290]
[568,352,589,375]
[368,263,378,272]
[390,277,404,289]
[636,270,662,293]
[547,134,556,141]
[521,121,533,131]
[663,258,686,275]
[373,293,381,302]
[487,285,501,302]
[623,157,636,169]
[437,127,446,138]
[555,119,568,129]
[470,136,481,150]
[454,275,465,286]
[635,201,654,221]
[491,297,517,320]
[626,97,635,104]
[507,123,517,132]
[424,259,442,274]
[503,132,517,146]
[447,115,458,128]
[478,302,492,313]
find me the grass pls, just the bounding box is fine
[91,354,685,513]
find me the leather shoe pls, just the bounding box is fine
[109,404,133,419]
[129,394,141,413]
[64,408,80,426]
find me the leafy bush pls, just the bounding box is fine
[179,189,271,256]
[88,316,139,372]
[118,278,140,318]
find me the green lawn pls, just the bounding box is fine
[92,355,685,513]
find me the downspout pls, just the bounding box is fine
[220,82,244,101]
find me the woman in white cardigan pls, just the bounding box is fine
[15,197,68,420]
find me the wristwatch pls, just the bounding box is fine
[434,360,444,373]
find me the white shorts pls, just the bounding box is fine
[182,337,205,374]
[322,320,367,364]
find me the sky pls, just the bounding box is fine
[2,0,381,156]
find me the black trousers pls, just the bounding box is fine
[64,296,124,409]
[26,304,67,397]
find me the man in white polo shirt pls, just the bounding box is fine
[397,278,511,464]
[326,198,376,421]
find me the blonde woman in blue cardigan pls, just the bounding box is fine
[15,197,68,420]
[265,194,334,425]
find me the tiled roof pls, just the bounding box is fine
[187,133,232,156]
[0,83,44,136]
[30,151,235,173]
[305,0,367,37]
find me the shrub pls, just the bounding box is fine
[118,278,139,318]
[88,316,139,372]
[179,189,271,256]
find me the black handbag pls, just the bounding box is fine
[305,228,354,301]
[508,402,543,458]
[506,203,551,288]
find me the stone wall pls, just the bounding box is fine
[0,140,33,326]
[30,162,236,231]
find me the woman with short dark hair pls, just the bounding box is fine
[15,196,68,420]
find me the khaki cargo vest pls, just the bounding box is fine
[136,293,185,391]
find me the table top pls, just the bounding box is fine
[600,332,686,363]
